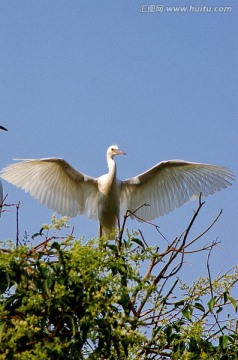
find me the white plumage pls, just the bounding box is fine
[0,145,234,235]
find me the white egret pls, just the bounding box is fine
[0,125,8,217]
[0,145,234,236]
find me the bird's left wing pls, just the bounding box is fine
[0,158,100,219]
[120,160,234,222]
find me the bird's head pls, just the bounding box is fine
[107,145,126,159]
[0,126,8,132]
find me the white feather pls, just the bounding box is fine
[120,160,234,221]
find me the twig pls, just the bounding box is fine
[206,242,225,335]
[138,229,148,248]
[207,243,215,298]
[16,202,20,248]
[121,204,170,244]
[182,209,223,251]
[29,236,59,254]
[180,193,205,248]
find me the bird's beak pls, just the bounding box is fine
[0,126,8,131]
[116,149,126,156]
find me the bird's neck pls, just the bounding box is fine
[107,156,117,186]
[98,156,117,196]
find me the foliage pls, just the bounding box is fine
[0,202,238,359]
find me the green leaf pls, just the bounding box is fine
[0,270,9,294]
[179,340,185,352]
[219,334,228,350]
[32,227,44,239]
[189,337,199,352]
[0,322,5,341]
[119,292,130,312]
[223,291,229,303]
[182,306,192,321]
[51,241,61,250]
[42,278,53,296]
[110,264,120,276]
[194,302,205,312]
[131,238,145,249]
[165,324,173,343]
[207,297,216,312]
[216,306,223,314]
[174,300,184,308]
[106,244,118,253]
[227,294,238,312]
[52,262,62,273]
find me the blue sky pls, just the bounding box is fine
[0,1,237,285]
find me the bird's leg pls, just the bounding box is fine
[99,224,102,238]
[118,218,123,244]
[117,218,120,231]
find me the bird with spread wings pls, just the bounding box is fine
[0,145,234,236]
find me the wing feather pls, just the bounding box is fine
[0,158,99,219]
[120,160,234,221]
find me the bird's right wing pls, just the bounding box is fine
[120,160,234,221]
[0,158,100,219]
